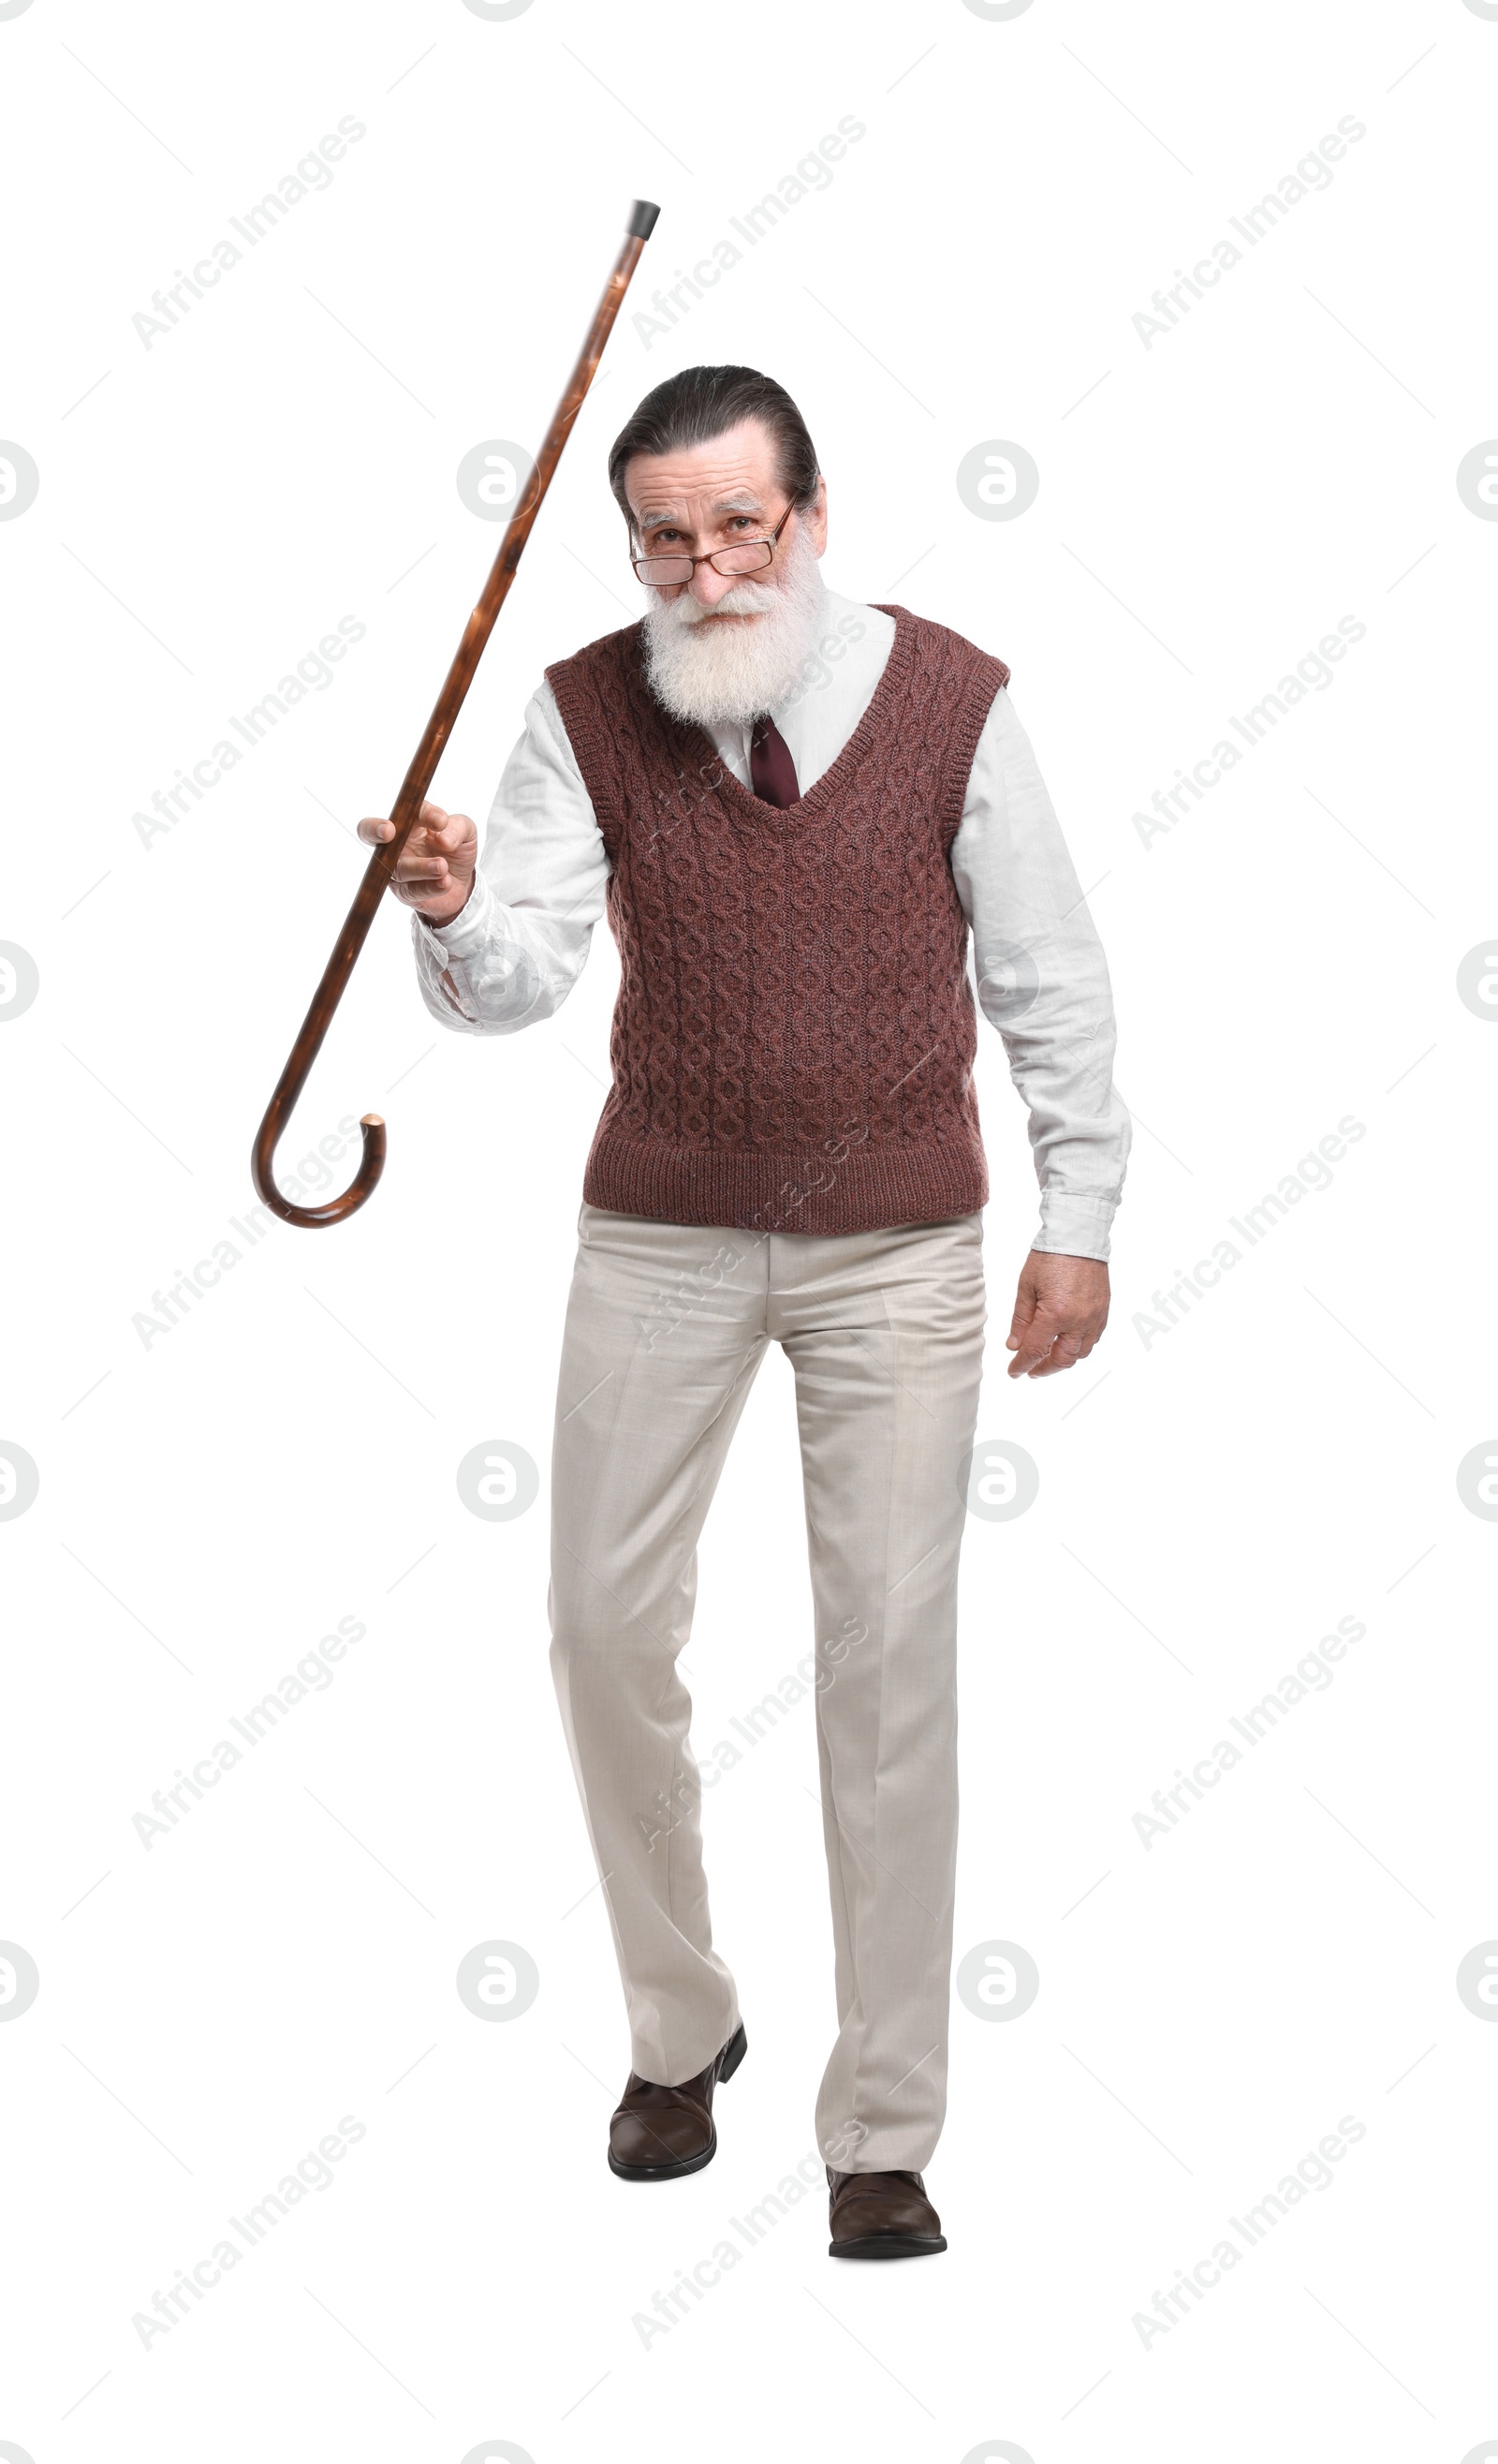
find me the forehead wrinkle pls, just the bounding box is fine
[632,486,768,536]
[627,438,773,523]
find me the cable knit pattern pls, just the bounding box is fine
[545,605,1010,1233]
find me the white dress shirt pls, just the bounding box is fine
[412,589,1130,1260]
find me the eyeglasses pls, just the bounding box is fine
[630,502,798,587]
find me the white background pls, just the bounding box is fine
[2,0,1496,2458]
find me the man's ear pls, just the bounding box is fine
[807,475,829,556]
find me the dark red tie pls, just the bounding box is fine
[750,714,800,808]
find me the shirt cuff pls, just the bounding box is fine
[1033,1191,1118,1262]
[416,869,492,963]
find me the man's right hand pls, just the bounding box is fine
[357,800,477,925]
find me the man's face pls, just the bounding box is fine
[625,417,827,622]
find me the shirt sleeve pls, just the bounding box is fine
[949,687,1132,1261]
[410,682,609,1036]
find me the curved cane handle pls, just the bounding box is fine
[249,805,412,1226]
[252,1106,387,1230]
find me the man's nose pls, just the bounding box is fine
[689,560,737,608]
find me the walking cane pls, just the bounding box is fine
[250,199,661,1229]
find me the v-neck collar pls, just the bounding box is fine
[664,601,913,825]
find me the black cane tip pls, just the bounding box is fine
[627,199,661,240]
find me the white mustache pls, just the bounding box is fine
[665,580,780,627]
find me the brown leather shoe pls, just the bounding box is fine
[608,2020,747,2180]
[827,2166,947,2258]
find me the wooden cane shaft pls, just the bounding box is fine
[251,214,654,1226]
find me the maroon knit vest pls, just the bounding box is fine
[546,604,1010,1234]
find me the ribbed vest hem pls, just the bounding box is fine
[581,1129,989,1235]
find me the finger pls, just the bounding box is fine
[395,877,452,906]
[1030,1335,1089,1378]
[1010,1312,1096,1376]
[1006,1308,1065,1377]
[394,869,452,905]
[394,837,453,872]
[357,816,395,846]
[1005,1289,1039,1353]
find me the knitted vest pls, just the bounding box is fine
[545,604,1010,1235]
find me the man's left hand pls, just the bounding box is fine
[1005,1249,1110,1379]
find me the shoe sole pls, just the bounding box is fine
[829,2234,947,2259]
[608,2021,747,2182]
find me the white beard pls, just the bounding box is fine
[641,523,826,730]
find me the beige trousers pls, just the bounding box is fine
[548,1199,987,2173]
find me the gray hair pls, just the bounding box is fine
[608,365,820,534]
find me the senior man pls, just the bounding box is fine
[360,364,1130,2262]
